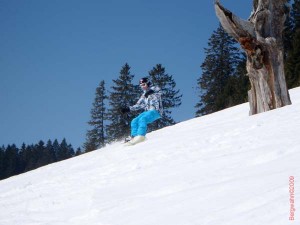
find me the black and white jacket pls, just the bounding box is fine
[129,86,163,115]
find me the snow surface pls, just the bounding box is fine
[1,88,300,225]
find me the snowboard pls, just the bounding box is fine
[124,136,146,146]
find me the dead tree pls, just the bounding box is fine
[215,0,292,115]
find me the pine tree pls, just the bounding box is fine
[3,144,19,178]
[294,0,300,29]
[57,139,74,161]
[283,0,294,60]
[45,140,56,164]
[18,143,27,173]
[286,30,300,88]
[0,145,5,179]
[84,80,107,152]
[75,147,82,156]
[57,139,67,161]
[52,139,60,161]
[195,24,243,116]
[106,63,139,142]
[223,54,249,106]
[35,140,47,168]
[148,64,182,130]
[285,0,300,88]
[68,143,75,157]
[24,144,35,172]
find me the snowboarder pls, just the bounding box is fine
[121,77,163,145]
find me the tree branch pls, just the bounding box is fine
[214,1,255,40]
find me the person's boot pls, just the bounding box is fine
[125,135,145,146]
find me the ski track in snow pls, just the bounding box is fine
[0,88,300,225]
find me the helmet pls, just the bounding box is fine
[139,77,151,86]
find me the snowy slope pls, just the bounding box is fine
[1,88,300,225]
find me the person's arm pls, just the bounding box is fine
[129,95,146,111]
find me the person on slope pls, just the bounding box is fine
[121,77,163,145]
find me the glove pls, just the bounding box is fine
[144,89,154,98]
[121,106,130,114]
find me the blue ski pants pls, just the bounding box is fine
[131,110,161,137]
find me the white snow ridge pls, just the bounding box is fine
[1,88,300,225]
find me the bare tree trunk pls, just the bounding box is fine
[215,0,292,115]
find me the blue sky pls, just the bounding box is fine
[0,0,252,149]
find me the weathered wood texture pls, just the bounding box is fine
[215,0,292,115]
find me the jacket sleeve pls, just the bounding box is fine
[129,86,163,113]
[129,95,146,111]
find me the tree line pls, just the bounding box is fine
[0,139,81,180]
[0,63,182,180]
